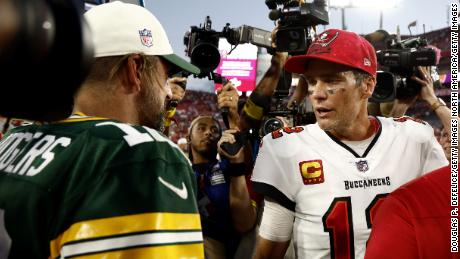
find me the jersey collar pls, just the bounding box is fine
[325,116,382,158]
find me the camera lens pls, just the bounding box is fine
[190,42,221,73]
[261,117,284,136]
[370,71,396,103]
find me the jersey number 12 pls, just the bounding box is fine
[322,194,388,259]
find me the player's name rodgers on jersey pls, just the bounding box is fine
[251,116,448,259]
[0,113,204,259]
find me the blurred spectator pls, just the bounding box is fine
[439,126,453,162]
[169,90,221,142]
[177,137,188,154]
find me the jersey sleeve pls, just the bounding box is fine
[49,143,204,259]
[365,194,417,259]
[392,117,449,174]
[421,129,449,174]
[251,134,299,212]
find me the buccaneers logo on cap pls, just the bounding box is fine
[308,31,339,54]
[316,31,339,47]
[139,29,153,47]
[299,160,325,185]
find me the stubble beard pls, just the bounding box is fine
[317,112,351,133]
[136,82,164,131]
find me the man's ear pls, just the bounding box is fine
[119,54,143,94]
[186,134,191,142]
[361,76,376,99]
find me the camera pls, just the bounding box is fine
[372,37,437,101]
[0,0,93,121]
[184,16,272,79]
[265,0,329,54]
[223,25,273,50]
[369,71,397,103]
[260,72,296,136]
[184,16,221,77]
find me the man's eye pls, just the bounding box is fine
[326,88,339,95]
[324,78,340,83]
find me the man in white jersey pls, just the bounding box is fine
[251,29,448,259]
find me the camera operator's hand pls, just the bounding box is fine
[411,66,437,104]
[270,22,289,58]
[412,66,451,136]
[271,24,279,50]
[217,82,239,128]
[272,51,289,69]
[389,66,435,118]
[217,129,245,163]
[167,77,187,105]
[163,77,187,135]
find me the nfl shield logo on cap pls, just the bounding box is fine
[139,29,153,47]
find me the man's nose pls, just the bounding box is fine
[204,128,213,136]
[309,82,328,99]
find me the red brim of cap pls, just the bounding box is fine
[284,54,371,76]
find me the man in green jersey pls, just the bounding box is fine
[0,2,204,258]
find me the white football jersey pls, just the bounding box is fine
[252,116,448,259]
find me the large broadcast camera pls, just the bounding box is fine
[265,0,329,54]
[0,0,93,122]
[183,16,272,80]
[372,36,437,102]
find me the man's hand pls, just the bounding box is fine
[163,77,187,133]
[217,82,239,127]
[167,77,187,106]
[389,66,435,118]
[217,129,244,163]
[411,66,437,105]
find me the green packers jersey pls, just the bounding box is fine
[0,113,204,259]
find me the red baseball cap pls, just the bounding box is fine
[284,29,377,77]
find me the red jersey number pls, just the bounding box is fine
[322,194,388,259]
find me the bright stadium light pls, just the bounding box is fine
[328,0,352,8]
[328,0,400,30]
[352,0,400,9]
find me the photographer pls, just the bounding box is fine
[240,50,288,133]
[0,2,204,258]
[188,109,258,259]
[250,29,448,259]
[388,66,451,133]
